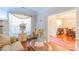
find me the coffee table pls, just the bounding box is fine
[30,41,48,51]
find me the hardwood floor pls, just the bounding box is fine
[48,35,76,51]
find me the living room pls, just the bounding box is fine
[0,7,78,51]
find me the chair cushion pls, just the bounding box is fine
[11,41,25,51]
[1,45,11,51]
[0,34,11,46]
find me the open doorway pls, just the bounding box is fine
[48,10,77,50]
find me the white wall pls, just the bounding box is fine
[0,9,9,35]
[76,8,79,40]
[0,9,8,20]
[36,14,48,41]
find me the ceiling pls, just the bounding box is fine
[26,7,52,13]
[0,7,76,15]
[0,7,52,14]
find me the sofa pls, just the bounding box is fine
[0,34,25,51]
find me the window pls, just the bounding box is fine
[9,13,31,37]
[56,19,62,28]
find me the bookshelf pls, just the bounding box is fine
[0,20,4,34]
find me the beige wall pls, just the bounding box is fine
[48,16,57,41]
[62,18,76,29]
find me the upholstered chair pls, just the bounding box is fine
[11,41,25,51]
[0,34,11,47]
[10,36,16,43]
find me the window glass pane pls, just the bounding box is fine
[9,13,31,37]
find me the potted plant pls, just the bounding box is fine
[19,23,26,32]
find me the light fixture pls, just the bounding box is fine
[12,13,30,19]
